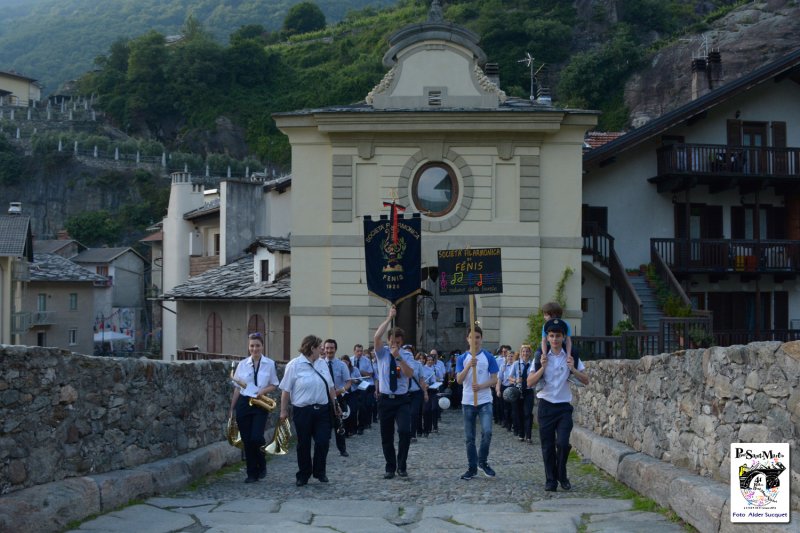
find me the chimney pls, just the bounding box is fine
[707,50,722,90]
[691,57,708,100]
[57,229,70,240]
[8,201,21,214]
[484,63,500,88]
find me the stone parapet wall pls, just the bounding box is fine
[573,341,799,510]
[0,345,243,495]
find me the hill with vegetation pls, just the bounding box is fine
[76,0,752,169]
[0,0,395,91]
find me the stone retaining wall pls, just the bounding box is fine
[0,345,263,495]
[573,341,799,511]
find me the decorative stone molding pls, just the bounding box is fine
[365,66,397,105]
[473,64,507,103]
[332,155,353,223]
[519,155,540,222]
[397,148,473,233]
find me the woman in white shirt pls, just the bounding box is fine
[228,332,279,483]
[279,335,339,486]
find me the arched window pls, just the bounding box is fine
[248,314,265,338]
[207,313,222,353]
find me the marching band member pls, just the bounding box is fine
[421,354,437,436]
[372,305,415,479]
[341,355,361,437]
[279,335,339,486]
[510,344,535,443]
[228,333,278,483]
[408,353,428,441]
[431,349,445,431]
[323,339,351,457]
[352,343,375,433]
[528,319,589,491]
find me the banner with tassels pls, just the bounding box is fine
[363,203,421,304]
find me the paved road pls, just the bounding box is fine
[73,409,687,532]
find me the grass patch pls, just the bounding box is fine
[64,498,146,530]
[185,460,244,491]
[571,456,698,532]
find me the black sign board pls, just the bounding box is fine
[363,212,422,304]
[437,248,502,295]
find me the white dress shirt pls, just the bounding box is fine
[280,355,333,407]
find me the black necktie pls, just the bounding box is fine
[521,362,528,390]
[327,360,335,384]
[389,354,398,392]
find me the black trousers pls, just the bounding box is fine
[409,390,424,437]
[378,393,411,473]
[537,399,573,487]
[512,390,535,439]
[500,386,514,428]
[492,387,503,422]
[235,396,268,479]
[292,403,331,482]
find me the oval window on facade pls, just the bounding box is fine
[411,162,459,217]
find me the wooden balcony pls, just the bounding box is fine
[651,238,800,277]
[653,143,800,193]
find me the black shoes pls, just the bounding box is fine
[357,429,364,435]
[315,475,329,483]
[544,483,557,492]
[340,451,349,457]
[257,469,266,480]
[560,479,571,490]
[383,472,395,479]
[244,476,258,484]
[397,470,408,478]
[296,478,308,486]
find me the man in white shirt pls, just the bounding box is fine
[527,319,589,492]
[455,326,499,480]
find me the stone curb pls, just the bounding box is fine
[571,426,794,533]
[0,441,241,533]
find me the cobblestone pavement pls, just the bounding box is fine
[73,409,688,532]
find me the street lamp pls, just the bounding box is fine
[418,292,439,349]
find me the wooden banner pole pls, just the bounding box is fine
[469,293,478,406]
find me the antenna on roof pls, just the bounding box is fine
[681,33,710,59]
[518,52,535,102]
[518,52,549,104]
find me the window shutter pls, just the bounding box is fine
[702,205,723,238]
[727,120,742,146]
[771,121,787,148]
[775,291,788,330]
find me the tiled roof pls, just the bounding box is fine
[583,131,626,151]
[30,253,108,282]
[263,174,292,192]
[0,215,32,258]
[164,256,290,300]
[184,198,220,220]
[140,231,163,243]
[245,236,290,254]
[72,247,134,263]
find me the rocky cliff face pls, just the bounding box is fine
[624,0,800,128]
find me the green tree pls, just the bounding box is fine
[65,210,123,246]
[283,2,326,35]
[126,31,170,131]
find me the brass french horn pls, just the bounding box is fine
[263,417,292,455]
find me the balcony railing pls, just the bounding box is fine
[30,311,56,326]
[11,312,31,334]
[656,143,800,177]
[652,238,800,274]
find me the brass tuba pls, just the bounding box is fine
[249,394,276,412]
[263,417,292,455]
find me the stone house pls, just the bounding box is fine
[274,5,596,353]
[582,48,800,345]
[0,208,32,344]
[157,172,291,360]
[70,247,146,350]
[20,253,111,355]
[0,70,42,107]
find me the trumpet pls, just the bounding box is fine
[263,417,292,455]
